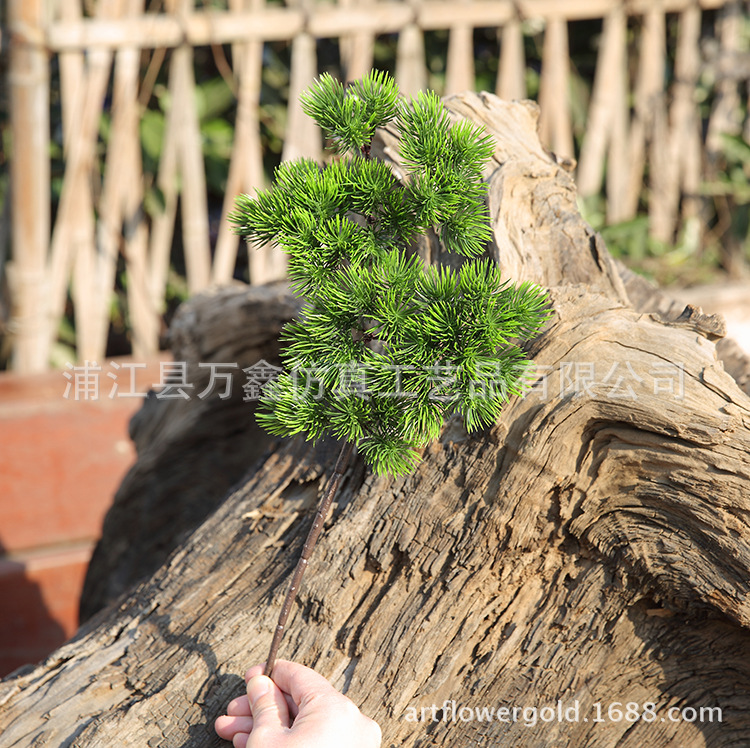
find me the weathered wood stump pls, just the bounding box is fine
[2,94,750,748]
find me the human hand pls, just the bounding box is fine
[214,659,382,748]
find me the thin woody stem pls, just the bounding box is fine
[266,144,369,680]
[264,440,354,680]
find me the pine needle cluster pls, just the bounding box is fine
[231,71,549,477]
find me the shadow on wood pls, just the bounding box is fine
[78,283,299,621]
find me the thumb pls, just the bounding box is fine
[246,675,291,731]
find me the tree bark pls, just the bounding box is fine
[3,94,750,747]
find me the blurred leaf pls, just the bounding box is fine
[99,112,112,143]
[58,314,77,346]
[166,267,190,303]
[140,109,165,163]
[144,185,167,217]
[195,77,235,121]
[600,216,650,262]
[49,342,78,370]
[201,118,234,160]
[720,133,750,168]
[701,180,750,202]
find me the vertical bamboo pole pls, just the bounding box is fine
[8,0,50,372]
[339,0,355,74]
[73,0,129,363]
[579,7,631,223]
[646,10,674,243]
[57,0,95,362]
[213,0,277,285]
[122,120,157,360]
[652,5,702,244]
[339,0,374,82]
[650,103,673,242]
[604,8,629,224]
[97,4,135,359]
[47,0,121,361]
[706,1,744,275]
[71,198,99,361]
[70,5,123,363]
[396,3,427,98]
[148,75,180,315]
[706,2,743,159]
[282,0,321,164]
[673,4,703,227]
[342,32,375,84]
[172,0,212,294]
[99,0,158,360]
[58,0,85,155]
[538,15,574,160]
[212,0,253,285]
[497,15,526,101]
[444,2,475,95]
[626,5,666,218]
[577,9,625,199]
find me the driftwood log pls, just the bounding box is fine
[2,94,750,748]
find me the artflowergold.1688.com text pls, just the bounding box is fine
[403,700,722,728]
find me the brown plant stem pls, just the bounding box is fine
[264,440,354,680]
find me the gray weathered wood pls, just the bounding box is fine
[2,94,750,748]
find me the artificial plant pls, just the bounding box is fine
[230,71,549,678]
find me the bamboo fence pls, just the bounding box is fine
[3,0,749,372]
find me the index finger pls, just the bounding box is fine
[260,659,340,705]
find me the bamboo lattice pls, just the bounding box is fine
[3,0,749,372]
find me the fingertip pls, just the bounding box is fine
[214,715,233,739]
[226,695,252,717]
[244,664,264,682]
[215,715,254,740]
[232,733,249,748]
[369,715,383,744]
[246,674,273,700]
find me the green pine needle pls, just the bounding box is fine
[232,71,550,477]
[301,71,400,155]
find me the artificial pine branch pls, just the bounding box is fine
[230,71,550,678]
